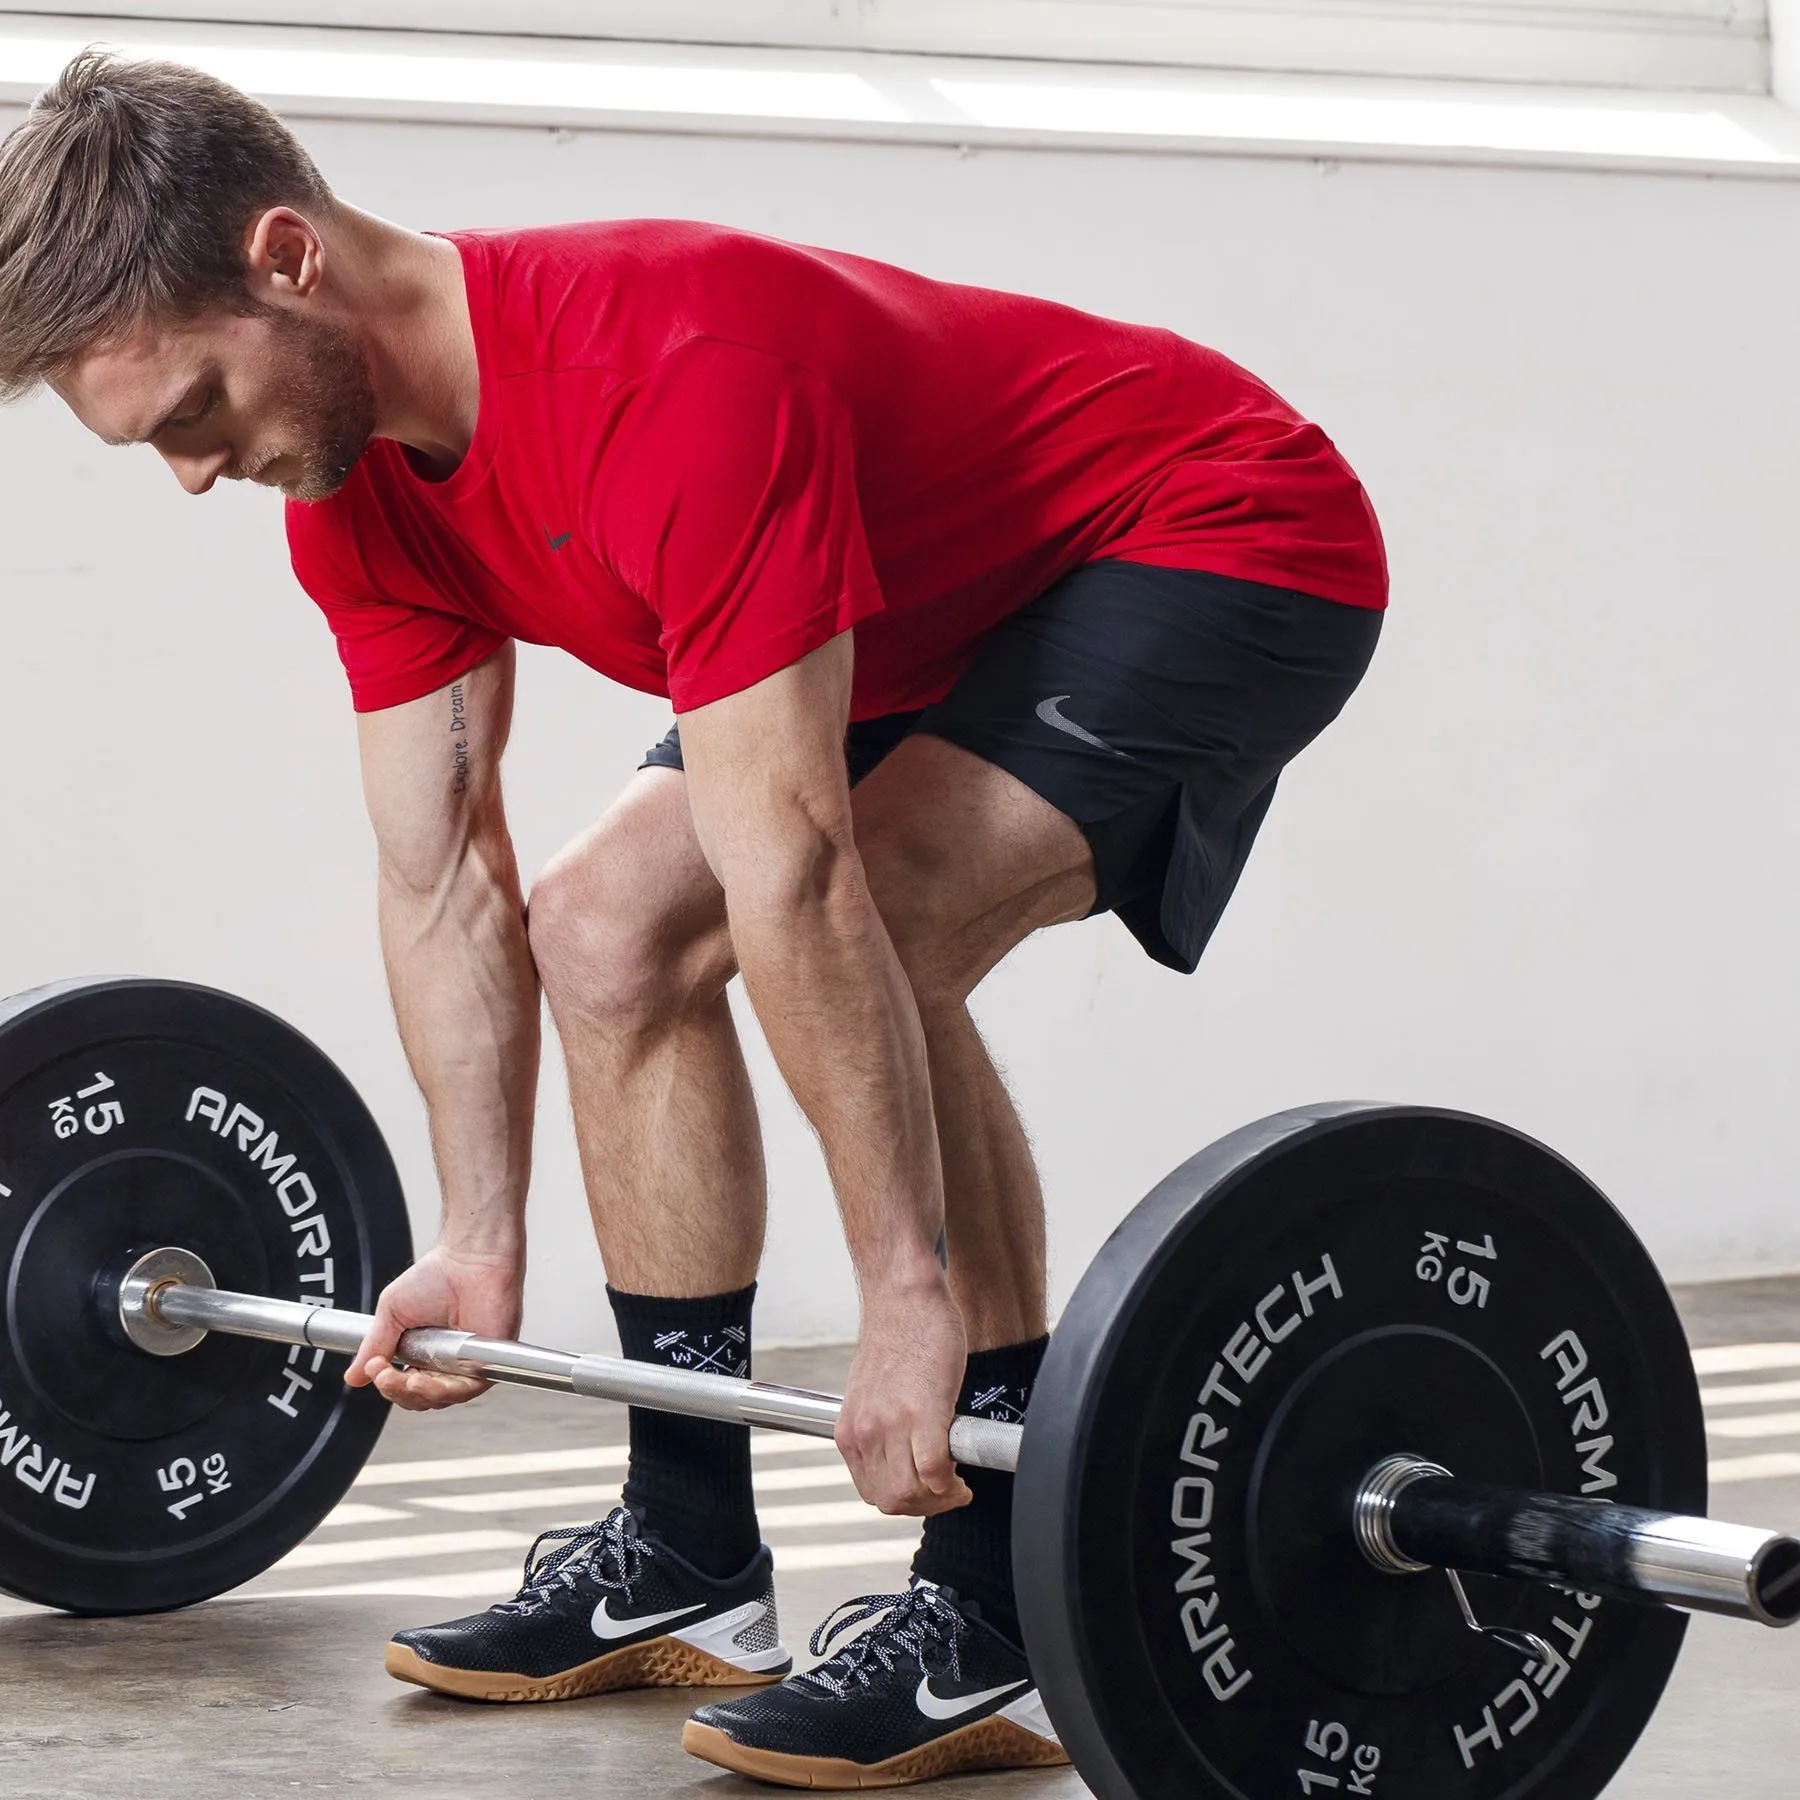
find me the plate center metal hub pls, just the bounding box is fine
[1247,1326,1543,1696]
[8,1151,264,1441]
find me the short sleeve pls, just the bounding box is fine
[285,500,508,713]
[588,337,886,712]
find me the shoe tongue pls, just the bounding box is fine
[593,1505,652,1556]
[912,1576,976,1619]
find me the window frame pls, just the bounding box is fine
[5,1,1770,91]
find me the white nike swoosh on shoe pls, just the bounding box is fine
[591,1598,707,1642]
[914,1675,1029,1722]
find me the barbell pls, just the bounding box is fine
[0,975,1795,1800]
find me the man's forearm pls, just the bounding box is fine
[377,844,540,1262]
[728,843,945,1301]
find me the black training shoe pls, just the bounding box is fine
[682,1580,1067,1788]
[385,1506,792,1702]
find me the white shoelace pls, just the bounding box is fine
[493,1508,649,1616]
[800,1586,967,1698]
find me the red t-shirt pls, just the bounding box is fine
[288,221,1386,719]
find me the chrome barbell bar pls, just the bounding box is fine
[116,1246,1026,1472]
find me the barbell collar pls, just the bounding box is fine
[1357,1454,1800,1629]
[131,1257,1024,1472]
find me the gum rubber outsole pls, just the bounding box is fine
[679,1717,1072,1789]
[384,1636,790,1703]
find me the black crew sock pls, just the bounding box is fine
[607,1283,760,1580]
[912,1335,1049,1650]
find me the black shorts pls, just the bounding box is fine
[642,561,1381,972]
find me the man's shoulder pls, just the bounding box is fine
[448,219,867,378]
[450,217,795,321]
[448,216,795,271]
[284,474,386,605]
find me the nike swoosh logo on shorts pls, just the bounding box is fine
[545,527,573,551]
[1035,694,1125,756]
[590,1598,706,1642]
[914,1675,1029,1721]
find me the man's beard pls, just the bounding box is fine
[256,310,378,503]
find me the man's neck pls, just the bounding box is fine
[329,206,478,478]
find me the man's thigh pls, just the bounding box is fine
[848,733,1098,1001]
[637,711,1094,999]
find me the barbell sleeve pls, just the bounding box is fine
[138,1271,1026,1473]
[1356,1454,1800,1628]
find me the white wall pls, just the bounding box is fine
[3,110,1797,1350]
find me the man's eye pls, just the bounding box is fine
[172,391,216,430]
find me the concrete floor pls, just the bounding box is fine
[4,1294,1799,1799]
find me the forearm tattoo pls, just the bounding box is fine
[449,681,470,796]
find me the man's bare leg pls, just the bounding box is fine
[528,768,771,1582]
[851,733,1096,1351]
[529,767,756,1298]
[914,1006,1048,1351]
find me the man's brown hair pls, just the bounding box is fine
[0,48,333,400]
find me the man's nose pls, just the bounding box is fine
[160,444,231,495]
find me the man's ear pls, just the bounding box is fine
[243,206,325,306]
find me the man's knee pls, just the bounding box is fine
[527,812,733,1036]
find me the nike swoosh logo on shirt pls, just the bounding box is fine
[1035,694,1125,756]
[545,527,573,551]
[590,1598,706,1642]
[914,1675,1029,1722]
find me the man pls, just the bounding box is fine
[0,50,1385,1788]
